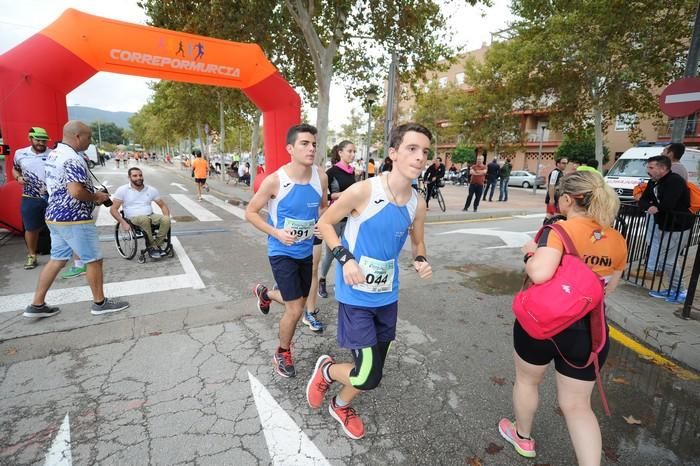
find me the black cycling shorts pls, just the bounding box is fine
[513,315,610,381]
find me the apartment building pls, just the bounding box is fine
[397,44,699,176]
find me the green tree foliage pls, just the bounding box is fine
[451,144,477,165]
[91,122,125,145]
[556,129,609,165]
[139,0,485,162]
[478,0,697,167]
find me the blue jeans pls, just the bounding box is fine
[483,178,497,201]
[657,230,687,292]
[499,177,509,201]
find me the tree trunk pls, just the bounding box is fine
[283,0,344,166]
[196,123,206,160]
[592,105,604,168]
[315,71,332,164]
[250,110,262,187]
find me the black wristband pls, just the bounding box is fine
[414,255,428,263]
[523,253,533,263]
[332,245,355,265]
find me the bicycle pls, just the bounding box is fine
[419,178,446,212]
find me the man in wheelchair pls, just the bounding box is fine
[110,167,171,259]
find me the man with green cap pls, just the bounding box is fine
[12,127,51,269]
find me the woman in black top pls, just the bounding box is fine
[317,140,358,297]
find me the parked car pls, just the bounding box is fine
[508,170,545,188]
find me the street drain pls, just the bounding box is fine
[172,215,195,222]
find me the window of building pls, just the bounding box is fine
[438,76,449,88]
[455,72,465,85]
[668,113,698,136]
[615,113,636,131]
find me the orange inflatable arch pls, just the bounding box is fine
[0,9,300,233]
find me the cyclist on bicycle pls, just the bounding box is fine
[424,156,445,210]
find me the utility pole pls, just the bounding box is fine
[671,3,700,143]
[97,120,102,147]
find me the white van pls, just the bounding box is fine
[84,144,99,168]
[604,144,700,200]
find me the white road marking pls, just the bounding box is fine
[170,182,188,192]
[170,194,222,222]
[0,237,204,312]
[44,413,71,466]
[513,213,545,219]
[665,91,700,104]
[96,206,115,226]
[202,194,246,220]
[95,202,164,226]
[248,372,329,466]
[438,228,534,249]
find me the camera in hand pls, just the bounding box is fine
[99,187,113,207]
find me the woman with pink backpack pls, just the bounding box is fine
[500,171,627,466]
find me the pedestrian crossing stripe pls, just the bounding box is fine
[95,194,237,226]
[0,237,204,312]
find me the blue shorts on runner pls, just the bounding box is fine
[21,197,48,231]
[337,301,398,349]
[269,255,312,301]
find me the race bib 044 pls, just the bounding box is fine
[284,217,315,242]
[352,256,394,293]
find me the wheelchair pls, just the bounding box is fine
[114,213,173,263]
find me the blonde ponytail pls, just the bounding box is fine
[558,171,619,226]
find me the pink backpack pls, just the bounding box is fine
[512,223,610,415]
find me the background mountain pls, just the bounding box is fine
[68,106,134,129]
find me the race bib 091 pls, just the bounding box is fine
[283,218,315,242]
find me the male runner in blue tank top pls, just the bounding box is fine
[245,124,328,378]
[306,123,433,439]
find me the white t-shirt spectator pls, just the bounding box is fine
[238,164,249,177]
[113,184,161,218]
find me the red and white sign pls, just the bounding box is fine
[659,77,700,118]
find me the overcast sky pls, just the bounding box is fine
[0,0,514,130]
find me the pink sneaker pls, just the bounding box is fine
[498,418,536,458]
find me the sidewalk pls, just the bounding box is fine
[606,284,700,372]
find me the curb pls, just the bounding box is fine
[605,289,700,373]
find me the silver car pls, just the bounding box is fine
[508,170,545,188]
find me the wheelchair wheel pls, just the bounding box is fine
[115,223,138,259]
[437,190,446,212]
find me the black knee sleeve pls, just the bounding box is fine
[349,341,391,390]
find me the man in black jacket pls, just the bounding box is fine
[638,155,692,303]
[483,158,500,202]
[424,157,445,210]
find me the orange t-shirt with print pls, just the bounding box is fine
[540,217,627,280]
[192,157,208,179]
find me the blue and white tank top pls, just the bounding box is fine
[267,165,322,259]
[335,176,418,307]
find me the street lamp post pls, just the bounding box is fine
[532,125,547,195]
[365,88,377,178]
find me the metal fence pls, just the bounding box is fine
[614,203,700,319]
